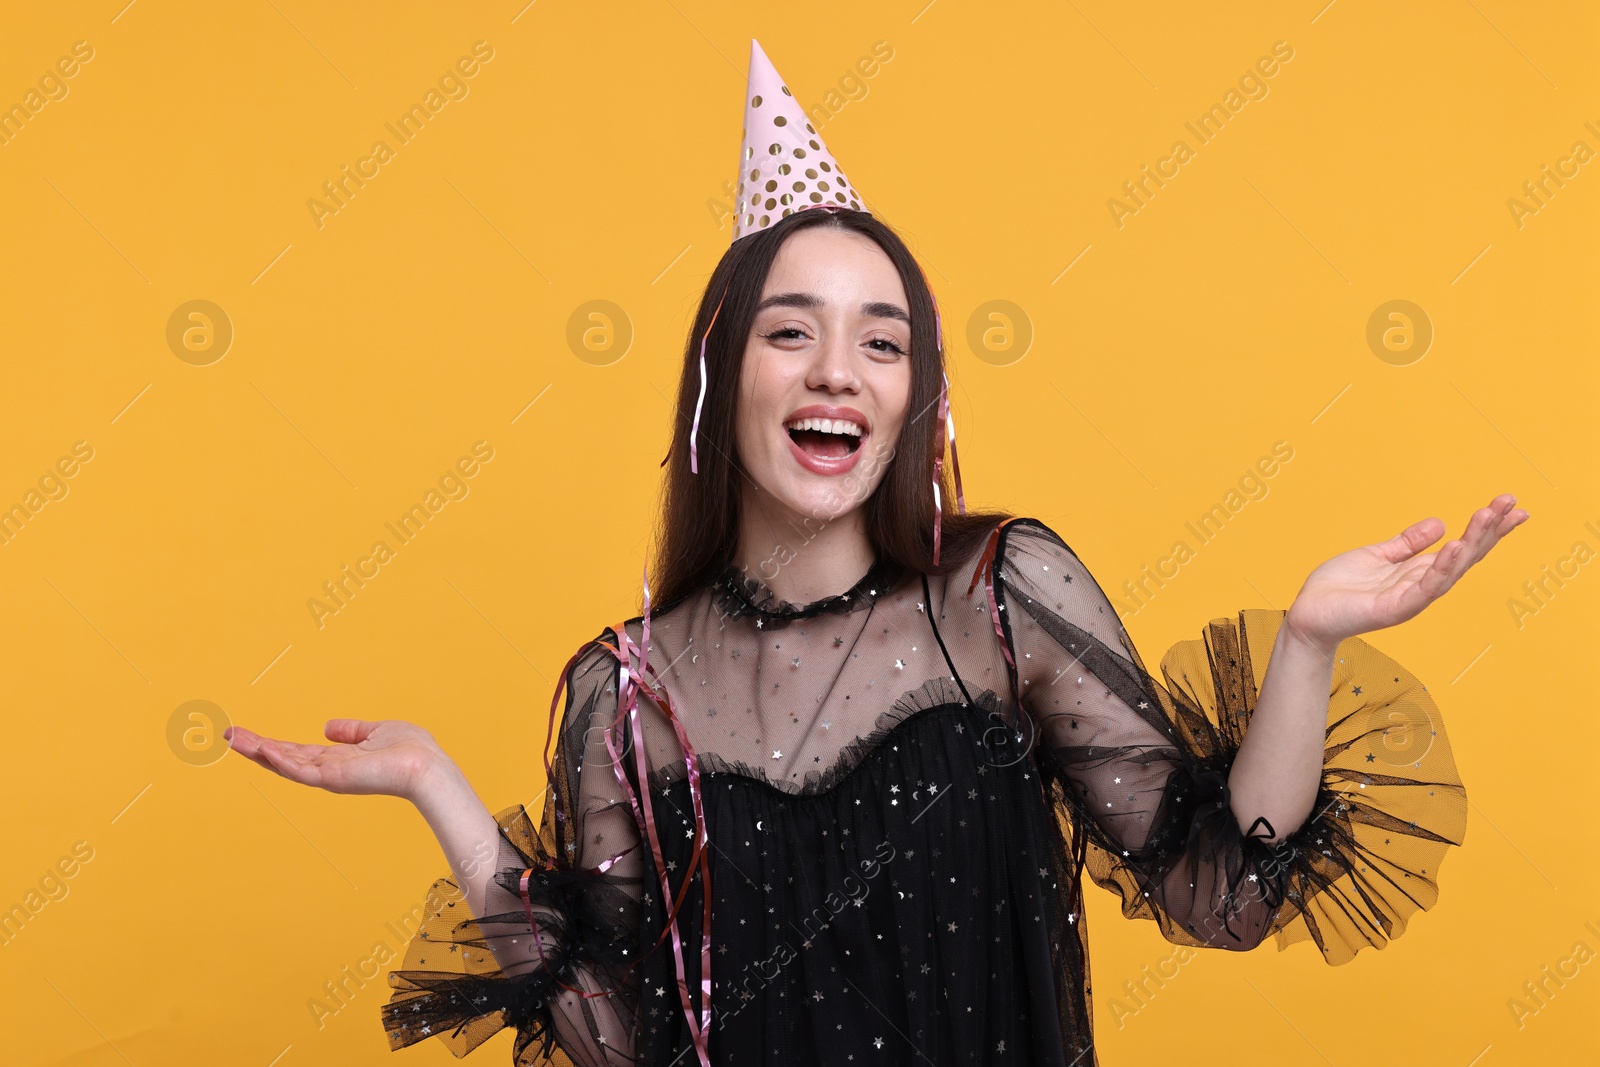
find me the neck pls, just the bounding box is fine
[734,494,876,605]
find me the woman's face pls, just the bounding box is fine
[734,224,914,528]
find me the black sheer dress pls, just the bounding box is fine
[381,517,1466,1065]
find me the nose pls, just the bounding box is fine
[804,328,860,394]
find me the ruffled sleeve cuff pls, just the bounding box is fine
[1075,607,1468,965]
[381,803,640,1061]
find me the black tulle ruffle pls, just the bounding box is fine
[1040,604,1468,965]
[381,803,640,1065]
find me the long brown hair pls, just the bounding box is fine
[648,207,1010,614]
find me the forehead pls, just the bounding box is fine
[760,227,906,304]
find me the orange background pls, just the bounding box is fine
[0,2,1594,1065]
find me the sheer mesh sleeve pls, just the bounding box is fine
[990,518,1467,964]
[382,631,645,1063]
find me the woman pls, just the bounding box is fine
[224,43,1525,1067]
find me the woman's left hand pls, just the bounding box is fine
[1285,492,1529,654]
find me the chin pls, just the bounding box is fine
[769,476,878,527]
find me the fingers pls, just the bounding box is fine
[1433,540,1466,580]
[1489,494,1530,537]
[227,723,355,762]
[1460,502,1500,556]
[222,726,316,782]
[253,739,295,780]
[1486,491,1519,517]
[1497,508,1530,535]
[223,725,264,757]
[230,745,275,773]
[1404,539,1463,606]
[1458,494,1528,566]
[223,729,291,777]
[266,737,333,761]
[255,738,323,788]
[1390,494,1529,571]
[1417,494,1528,598]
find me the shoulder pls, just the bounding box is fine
[591,591,702,684]
[996,516,1079,559]
[563,625,625,692]
[928,514,1086,610]
[613,590,700,663]
[970,516,1086,587]
[989,517,1104,609]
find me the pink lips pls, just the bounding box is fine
[783,404,869,477]
[784,404,870,429]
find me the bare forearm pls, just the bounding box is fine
[412,758,505,921]
[1226,615,1339,845]
[412,761,559,976]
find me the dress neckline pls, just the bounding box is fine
[713,553,900,623]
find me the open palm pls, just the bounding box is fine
[1287,492,1529,652]
[224,719,442,802]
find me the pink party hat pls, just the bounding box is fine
[733,39,866,242]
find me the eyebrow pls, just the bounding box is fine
[754,291,911,324]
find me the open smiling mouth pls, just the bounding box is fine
[784,417,863,460]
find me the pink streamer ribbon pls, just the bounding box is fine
[603,567,714,1065]
[525,572,714,1066]
[688,284,729,475]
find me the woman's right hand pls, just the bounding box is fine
[224,719,450,804]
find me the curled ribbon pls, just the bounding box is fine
[603,567,714,1065]
[523,571,714,1065]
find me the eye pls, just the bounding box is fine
[764,327,808,342]
[867,336,906,355]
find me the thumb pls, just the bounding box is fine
[325,718,378,744]
[1379,517,1444,562]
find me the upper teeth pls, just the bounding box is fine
[785,417,864,437]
